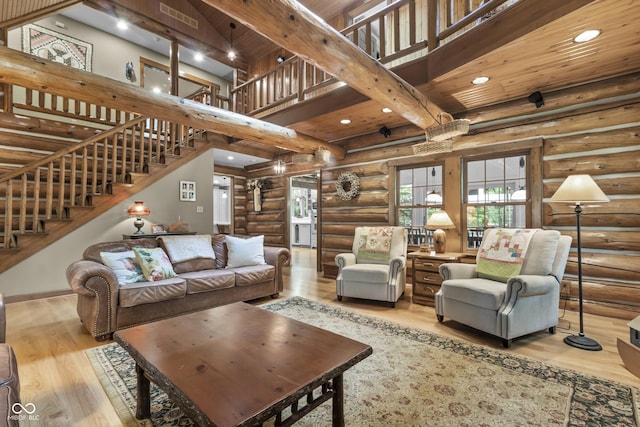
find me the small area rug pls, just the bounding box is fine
[86,297,640,426]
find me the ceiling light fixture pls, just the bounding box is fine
[194,53,204,61]
[472,76,490,85]
[340,119,351,125]
[117,20,128,30]
[277,55,286,63]
[574,29,601,43]
[381,107,392,113]
[274,159,286,175]
[228,23,237,60]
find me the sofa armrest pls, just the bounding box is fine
[506,275,559,298]
[335,253,356,272]
[389,256,406,276]
[439,263,478,281]
[263,246,291,291]
[66,260,120,340]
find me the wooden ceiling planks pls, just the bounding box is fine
[201,0,446,131]
[0,0,79,29]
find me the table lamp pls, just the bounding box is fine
[127,201,151,234]
[425,210,455,253]
[550,174,609,351]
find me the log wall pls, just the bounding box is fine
[313,72,640,320]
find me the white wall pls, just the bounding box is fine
[0,150,214,297]
[7,14,231,93]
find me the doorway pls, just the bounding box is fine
[290,174,317,248]
[213,175,232,233]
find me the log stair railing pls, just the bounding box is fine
[0,113,208,273]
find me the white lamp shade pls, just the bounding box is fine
[425,210,455,230]
[550,175,609,204]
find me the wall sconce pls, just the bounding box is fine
[528,91,544,108]
[127,201,150,234]
[379,126,391,138]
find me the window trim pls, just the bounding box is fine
[461,145,543,251]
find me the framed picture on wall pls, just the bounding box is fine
[180,180,196,201]
[151,224,166,234]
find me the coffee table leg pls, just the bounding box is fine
[331,374,344,427]
[136,364,151,420]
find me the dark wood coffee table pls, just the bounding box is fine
[113,302,372,427]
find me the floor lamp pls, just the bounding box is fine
[550,175,609,351]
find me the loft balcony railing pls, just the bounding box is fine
[231,0,515,117]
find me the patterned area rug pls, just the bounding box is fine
[85,297,640,426]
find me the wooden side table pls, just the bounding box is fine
[408,251,464,306]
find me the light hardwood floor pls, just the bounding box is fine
[6,247,639,426]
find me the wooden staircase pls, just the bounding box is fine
[0,86,213,273]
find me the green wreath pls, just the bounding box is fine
[336,171,360,200]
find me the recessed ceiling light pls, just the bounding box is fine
[117,20,128,30]
[381,107,392,113]
[227,155,234,160]
[194,53,204,61]
[574,29,601,43]
[340,119,351,125]
[472,76,490,85]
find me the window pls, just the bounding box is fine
[464,155,528,248]
[397,165,443,246]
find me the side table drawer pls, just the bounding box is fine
[412,282,441,306]
[414,270,442,285]
[413,259,446,273]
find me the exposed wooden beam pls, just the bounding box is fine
[203,0,445,130]
[0,47,345,160]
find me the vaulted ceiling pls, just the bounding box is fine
[2,0,640,167]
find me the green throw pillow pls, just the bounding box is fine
[133,247,177,282]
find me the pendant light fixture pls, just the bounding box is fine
[274,159,286,175]
[228,23,237,60]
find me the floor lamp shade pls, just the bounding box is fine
[550,175,609,351]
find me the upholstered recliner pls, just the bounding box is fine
[436,228,572,348]
[336,226,408,307]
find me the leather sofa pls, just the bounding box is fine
[0,294,20,427]
[66,234,290,341]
